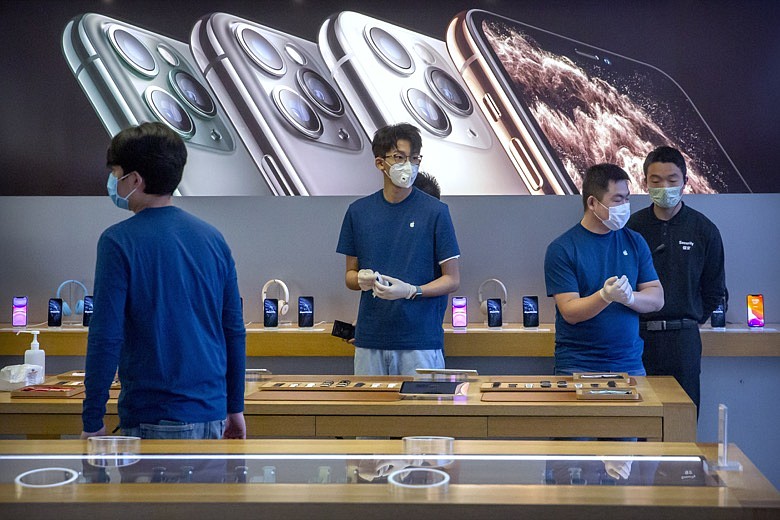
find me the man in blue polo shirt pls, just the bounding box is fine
[545,163,664,375]
[337,123,461,375]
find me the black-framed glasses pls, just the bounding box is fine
[384,152,423,165]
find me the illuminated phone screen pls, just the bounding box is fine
[452,296,468,328]
[82,295,94,327]
[522,295,539,328]
[747,294,764,328]
[472,12,749,194]
[264,298,279,328]
[487,298,502,328]
[48,298,63,327]
[12,296,28,327]
[298,296,314,328]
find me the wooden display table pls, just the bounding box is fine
[0,375,695,441]
[0,439,777,519]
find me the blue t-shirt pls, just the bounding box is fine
[82,206,246,432]
[337,189,460,350]
[544,223,658,373]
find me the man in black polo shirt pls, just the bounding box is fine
[627,146,726,416]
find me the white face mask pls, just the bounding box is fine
[595,200,631,231]
[649,185,683,209]
[385,161,418,189]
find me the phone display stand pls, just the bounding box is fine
[707,404,743,472]
[415,368,478,382]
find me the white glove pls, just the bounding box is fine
[357,269,376,291]
[603,459,633,480]
[599,275,635,306]
[372,274,415,301]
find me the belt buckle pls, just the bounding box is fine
[647,321,665,331]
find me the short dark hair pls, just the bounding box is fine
[106,122,187,195]
[413,171,441,199]
[643,146,687,178]
[372,123,422,158]
[581,163,629,210]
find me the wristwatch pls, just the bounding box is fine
[411,285,423,300]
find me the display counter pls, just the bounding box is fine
[0,439,777,519]
[1,322,777,357]
[0,374,695,441]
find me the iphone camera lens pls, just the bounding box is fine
[426,68,472,115]
[144,87,194,137]
[108,27,158,77]
[273,87,322,138]
[237,27,285,76]
[366,27,414,74]
[298,69,343,116]
[403,88,450,136]
[171,70,216,117]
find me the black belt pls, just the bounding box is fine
[640,319,699,331]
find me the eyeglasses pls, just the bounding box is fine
[384,152,423,165]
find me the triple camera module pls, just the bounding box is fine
[106,25,221,142]
[365,26,472,136]
[236,26,348,141]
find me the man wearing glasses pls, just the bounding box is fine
[337,123,461,375]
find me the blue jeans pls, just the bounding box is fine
[354,347,444,376]
[123,419,226,439]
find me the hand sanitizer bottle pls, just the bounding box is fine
[19,330,45,384]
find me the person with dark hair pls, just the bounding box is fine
[337,123,460,375]
[413,170,441,199]
[627,146,726,415]
[81,122,246,440]
[544,163,664,375]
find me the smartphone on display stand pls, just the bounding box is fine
[522,295,539,328]
[82,295,94,327]
[747,294,764,328]
[486,297,502,328]
[447,10,750,195]
[12,296,28,327]
[710,300,726,329]
[452,296,468,329]
[318,11,527,195]
[263,298,279,328]
[48,298,63,327]
[62,13,269,195]
[298,296,314,328]
[190,12,377,196]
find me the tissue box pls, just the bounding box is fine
[0,364,44,391]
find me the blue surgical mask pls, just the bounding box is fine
[649,186,683,209]
[106,172,137,211]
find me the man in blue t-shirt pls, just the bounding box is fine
[336,123,461,375]
[81,122,246,440]
[544,164,664,375]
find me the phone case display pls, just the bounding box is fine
[246,379,408,401]
[479,374,639,401]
